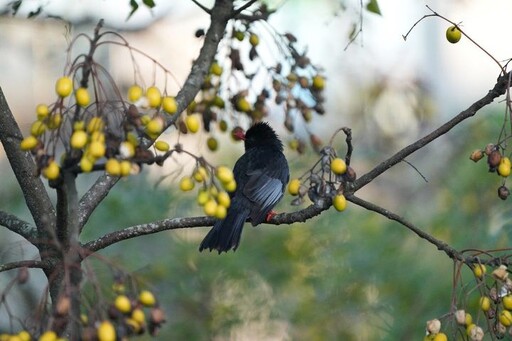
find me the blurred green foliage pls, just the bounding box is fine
[2,106,512,339]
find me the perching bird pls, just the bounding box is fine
[199,122,289,253]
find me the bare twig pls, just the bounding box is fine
[190,0,211,14]
[0,260,49,273]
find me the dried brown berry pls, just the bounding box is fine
[488,150,502,170]
[469,149,484,162]
[498,185,510,200]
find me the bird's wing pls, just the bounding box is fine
[243,169,285,224]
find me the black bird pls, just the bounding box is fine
[199,122,289,253]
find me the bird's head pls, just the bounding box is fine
[238,122,283,151]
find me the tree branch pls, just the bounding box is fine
[0,260,49,273]
[0,87,56,246]
[78,0,234,231]
[352,71,511,191]
[347,194,463,261]
[82,200,331,254]
[0,210,36,243]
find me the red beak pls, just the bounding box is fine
[233,128,246,141]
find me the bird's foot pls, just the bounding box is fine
[265,210,277,222]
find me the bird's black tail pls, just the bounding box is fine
[199,208,249,253]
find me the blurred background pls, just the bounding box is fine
[1,0,512,339]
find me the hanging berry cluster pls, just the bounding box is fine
[423,261,512,341]
[470,143,511,200]
[192,3,327,154]
[287,128,356,212]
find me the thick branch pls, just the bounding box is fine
[78,0,234,231]
[347,195,463,261]
[82,200,330,254]
[0,87,55,245]
[353,71,510,191]
[0,210,36,243]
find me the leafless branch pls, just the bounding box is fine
[0,210,36,243]
[0,260,49,273]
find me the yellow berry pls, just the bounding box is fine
[332,194,347,212]
[214,204,227,219]
[235,97,251,113]
[120,160,132,177]
[154,140,170,152]
[146,86,162,108]
[42,161,60,180]
[73,120,85,131]
[97,320,116,341]
[479,296,491,312]
[473,264,486,279]
[207,137,218,151]
[39,331,57,341]
[234,30,245,41]
[17,330,31,341]
[503,295,512,310]
[223,179,237,192]
[288,178,301,196]
[139,290,156,307]
[216,166,234,183]
[312,75,325,90]
[162,96,177,114]
[80,156,94,173]
[36,104,49,120]
[75,87,90,107]
[127,84,143,102]
[204,199,217,216]
[114,294,132,313]
[498,157,511,177]
[446,25,462,44]
[30,120,46,136]
[432,333,447,341]
[70,130,88,149]
[20,136,38,151]
[140,114,151,126]
[464,312,472,326]
[145,117,164,135]
[500,310,512,327]
[47,113,62,130]
[193,167,208,182]
[88,141,106,159]
[197,190,210,206]
[466,323,476,336]
[105,159,121,176]
[55,76,73,97]
[217,191,231,208]
[330,158,347,175]
[249,33,259,46]
[180,176,195,191]
[210,62,223,76]
[131,308,145,325]
[185,114,201,133]
[87,117,105,133]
